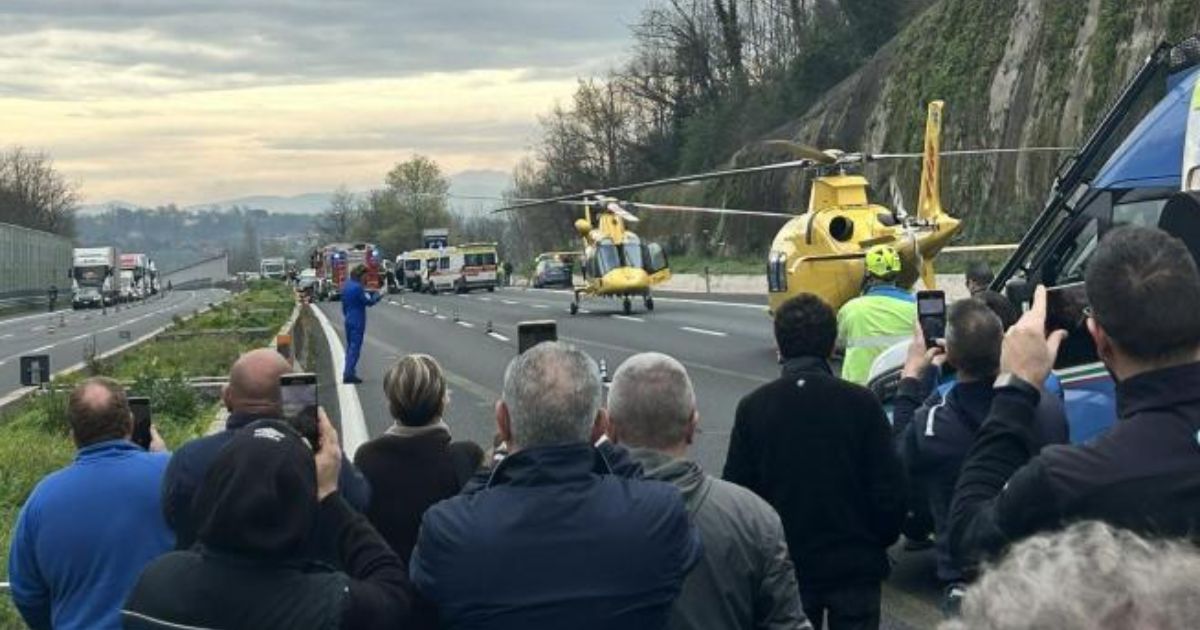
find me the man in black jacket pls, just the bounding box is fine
[893,298,1068,611]
[948,225,1200,568]
[724,294,905,630]
[123,414,412,630]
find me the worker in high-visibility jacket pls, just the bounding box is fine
[837,245,916,385]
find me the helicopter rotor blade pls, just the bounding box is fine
[743,140,838,164]
[623,201,796,219]
[869,147,1076,160]
[491,158,820,212]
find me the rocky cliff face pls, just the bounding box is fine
[734,0,1200,242]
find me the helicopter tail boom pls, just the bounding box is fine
[917,100,945,221]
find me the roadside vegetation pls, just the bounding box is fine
[0,280,294,624]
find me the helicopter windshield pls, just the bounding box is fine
[622,235,643,269]
[596,240,621,274]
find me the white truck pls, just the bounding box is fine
[260,257,287,280]
[119,253,151,302]
[72,247,120,309]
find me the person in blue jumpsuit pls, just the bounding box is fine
[342,264,380,384]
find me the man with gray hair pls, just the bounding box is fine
[608,352,812,630]
[411,342,702,629]
[941,521,1200,630]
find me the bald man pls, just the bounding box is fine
[162,349,371,550]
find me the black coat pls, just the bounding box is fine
[723,357,906,590]
[124,490,411,630]
[353,429,483,563]
[949,362,1200,566]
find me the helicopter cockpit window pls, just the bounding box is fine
[644,242,669,274]
[1112,198,1168,228]
[596,240,621,274]
[621,235,644,269]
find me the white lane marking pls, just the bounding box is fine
[388,300,398,305]
[0,333,12,340]
[403,304,416,310]
[501,299,519,305]
[418,310,431,315]
[532,304,549,309]
[71,333,89,341]
[611,315,644,322]
[457,321,475,328]
[477,297,493,302]
[31,326,45,332]
[580,309,592,314]
[681,326,728,337]
[487,332,510,342]
[30,344,54,353]
[435,314,448,320]
[308,305,369,459]
[523,286,765,310]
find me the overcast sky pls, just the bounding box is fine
[0,1,645,205]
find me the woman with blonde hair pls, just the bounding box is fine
[354,354,483,564]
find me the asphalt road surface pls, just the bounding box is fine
[0,288,227,400]
[320,286,943,629]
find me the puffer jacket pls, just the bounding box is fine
[629,448,813,630]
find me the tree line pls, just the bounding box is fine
[507,0,924,258]
[0,147,79,238]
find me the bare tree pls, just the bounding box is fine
[0,147,79,237]
[315,185,358,241]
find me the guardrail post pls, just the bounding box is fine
[704,266,711,294]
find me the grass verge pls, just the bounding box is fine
[0,280,294,625]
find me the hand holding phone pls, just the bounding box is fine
[128,397,152,450]
[916,290,947,349]
[280,373,320,449]
[517,320,557,354]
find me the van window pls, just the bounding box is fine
[439,257,450,270]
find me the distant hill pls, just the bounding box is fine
[78,169,512,217]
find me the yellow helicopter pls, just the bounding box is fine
[557,197,672,315]
[499,100,1067,316]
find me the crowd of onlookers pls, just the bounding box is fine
[7,224,1200,629]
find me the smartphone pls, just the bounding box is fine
[916,290,947,349]
[128,396,152,450]
[518,320,558,354]
[1044,282,1098,368]
[280,373,320,448]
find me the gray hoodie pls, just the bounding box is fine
[629,448,813,630]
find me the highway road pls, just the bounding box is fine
[319,285,943,629]
[0,289,228,401]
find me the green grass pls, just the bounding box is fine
[0,280,295,625]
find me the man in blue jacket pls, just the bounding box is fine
[410,342,702,629]
[893,298,1068,614]
[8,377,173,630]
[342,264,380,384]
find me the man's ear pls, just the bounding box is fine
[1088,317,1115,365]
[591,408,610,444]
[221,384,233,412]
[685,410,699,446]
[495,400,513,446]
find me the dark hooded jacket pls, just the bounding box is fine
[410,442,702,630]
[630,448,812,630]
[122,421,412,630]
[893,368,1069,582]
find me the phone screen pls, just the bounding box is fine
[128,397,152,450]
[518,320,558,354]
[917,291,946,349]
[280,374,320,448]
[1044,282,1098,368]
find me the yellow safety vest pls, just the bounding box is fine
[837,286,917,385]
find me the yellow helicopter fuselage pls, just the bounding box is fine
[767,100,962,315]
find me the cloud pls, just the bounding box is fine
[0,1,646,204]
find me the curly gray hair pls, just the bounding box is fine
[941,521,1200,630]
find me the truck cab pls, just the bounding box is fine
[868,35,1200,443]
